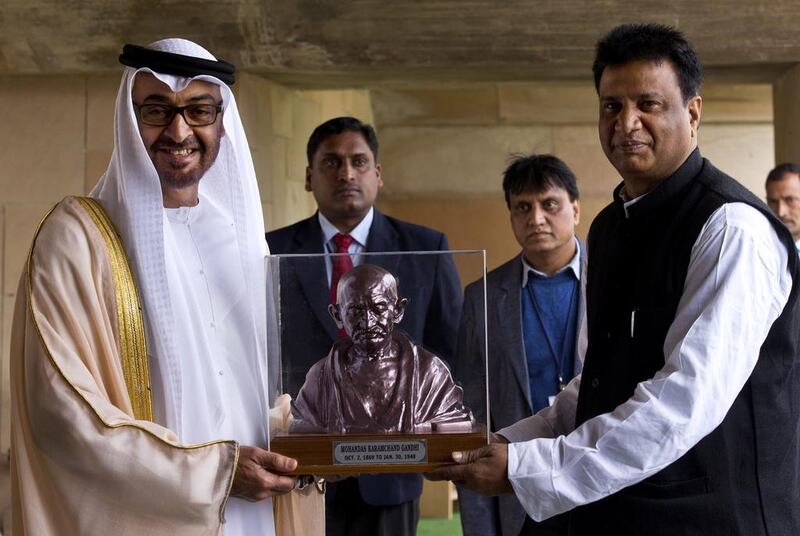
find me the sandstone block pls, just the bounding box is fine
[701,84,772,124]
[379,126,553,197]
[699,124,774,197]
[499,83,597,124]
[305,89,374,125]
[0,76,85,203]
[551,126,621,197]
[3,203,53,295]
[271,83,295,138]
[371,88,498,126]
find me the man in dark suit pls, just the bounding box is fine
[455,154,585,536]
[266,116,462,536]
[765,162,800,255]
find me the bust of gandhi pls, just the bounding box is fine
[290,264,472,434]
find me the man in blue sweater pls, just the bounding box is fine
[455,154,586,536]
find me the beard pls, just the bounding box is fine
[150,133,221,189]
[159,161,203,189]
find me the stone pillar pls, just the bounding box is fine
[234,73,374,231]
[773,63,800,165]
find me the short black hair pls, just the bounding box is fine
[593,23,703,102]
[766,163,800,185]
[502,153,580,207]
[306,116,379,165]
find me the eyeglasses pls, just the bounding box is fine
[134,103,223,127]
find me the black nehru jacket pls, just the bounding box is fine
[570,149,800,536]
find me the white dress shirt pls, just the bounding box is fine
[521,237,582,286]
[318,207,374,285]
[500,202,792,521]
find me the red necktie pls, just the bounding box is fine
[330,233,354,311]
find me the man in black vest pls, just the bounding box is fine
[429,23,800,536]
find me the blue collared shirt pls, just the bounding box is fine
[520,237,582,288]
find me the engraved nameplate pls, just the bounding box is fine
[333,439,428,465]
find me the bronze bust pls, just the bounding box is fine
[290,264,472,434]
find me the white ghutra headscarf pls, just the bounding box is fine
[91,38,269,441]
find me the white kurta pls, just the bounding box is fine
[164,197,273,535]
[500,202,792,521]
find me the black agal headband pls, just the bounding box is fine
[119,44,236,85]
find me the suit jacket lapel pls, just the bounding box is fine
[495,255,533,413]
[365,210,401,275]
[290,214,339,340]
[574,238,588,375]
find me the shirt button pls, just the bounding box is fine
[210,321,216,328]
[592,378,600,388]
[219,370,224,376]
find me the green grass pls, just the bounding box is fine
[418,513,463,536]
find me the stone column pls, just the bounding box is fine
[773,63,800,164]
[234,73,374,231]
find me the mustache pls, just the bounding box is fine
[353,326,388,338]
[153,135,202,151]
[615,137,649,145]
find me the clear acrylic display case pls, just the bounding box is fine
[265,250,489,474]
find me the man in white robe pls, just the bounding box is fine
[10,38,298,535]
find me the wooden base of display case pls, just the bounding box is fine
[269,427,487,475]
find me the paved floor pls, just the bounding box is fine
[418,513,462,536]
